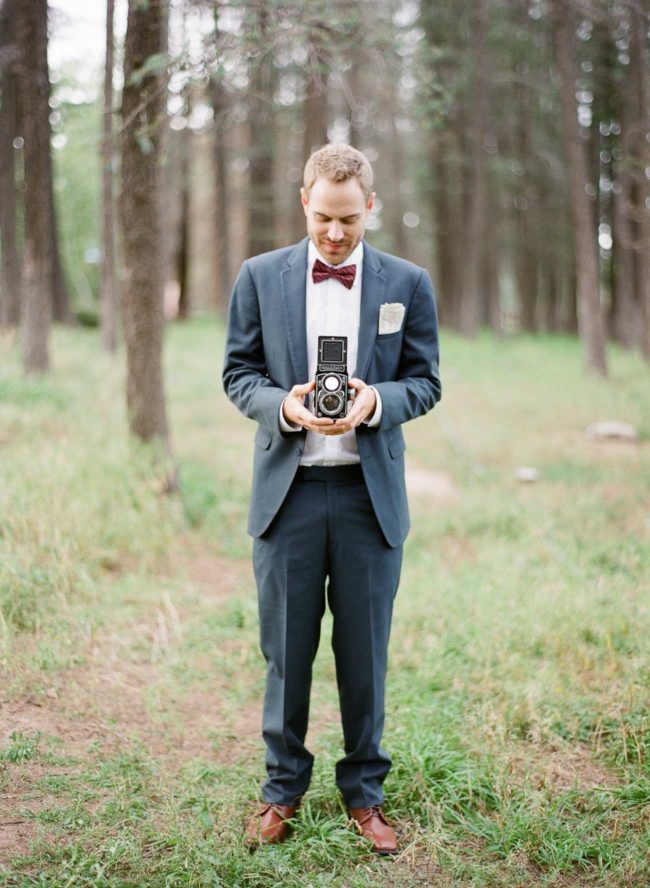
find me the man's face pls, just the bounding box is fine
[300,176,374,265]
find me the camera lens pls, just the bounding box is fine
[320,392,342,415]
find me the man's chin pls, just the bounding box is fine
[321,243,352,264]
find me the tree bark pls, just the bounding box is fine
[551,0,607,376]
[101,0,118,351]
[17,0,53,372]
[120,0,171,447]
[0,0,21,327]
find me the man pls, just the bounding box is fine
[222,143,441,854]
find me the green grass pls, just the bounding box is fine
[0,320,648,886]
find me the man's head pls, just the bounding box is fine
[301,143,375,265]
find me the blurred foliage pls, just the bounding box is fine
[51,71,103,314]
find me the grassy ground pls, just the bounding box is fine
[0,319,648,887]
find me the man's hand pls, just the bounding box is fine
[283,378,377,435]
[323,377,377,435]
[282,380,337,432]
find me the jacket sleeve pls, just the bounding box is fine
[222,261,288,434]
[372,268,442,430]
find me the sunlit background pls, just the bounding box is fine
[6,0,648,363]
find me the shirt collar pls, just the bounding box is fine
[308,239,364,277]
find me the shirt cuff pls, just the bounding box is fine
[364,386,382,427]
[279,397,302,432]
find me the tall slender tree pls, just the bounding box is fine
[0,0,21,327]
[17,0,53,372]
[514,74,539,332]
[459,0,490,336]
[207,0,234,309]
[101,0,118,352]
[120,0,172,451]
[246,4,276,256]
[551,0,608,376]
[608,4,638,347]
[175,104,192,320]
[630,1,650,361]
[302,25,329,162]
[210,72,232,311]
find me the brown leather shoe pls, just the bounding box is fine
[245,802,299,847]
[348,805,398,855]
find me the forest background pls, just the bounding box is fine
[0,1,648,886]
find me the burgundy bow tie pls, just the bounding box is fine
[312,257,356,289]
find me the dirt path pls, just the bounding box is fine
[0,546,255,862]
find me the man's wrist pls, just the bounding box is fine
[279,397,302,433]
[364,386,382,428]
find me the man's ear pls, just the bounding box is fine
[300,187,309,212]
[367,191,375,212]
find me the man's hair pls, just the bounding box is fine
[303,143,374,200]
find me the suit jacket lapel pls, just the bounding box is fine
[280,237,309,384]
[355,239,386,380]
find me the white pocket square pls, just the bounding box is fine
[378,302,405,335]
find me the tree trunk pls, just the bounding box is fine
[50,189,72,323]
[543,261,559,332]
[615,7,642,350]
[289,105,306,244]
[302,51,328,163]
[562,262,579,334]
[484,179,501,333]
[458,0,489,336]
[175,125,191,320]
[210,74,232,311]
[120,0,171,448]
[0,0,21,327]
[631,3,650,361]
[514,79,539,331]
[101,0,118,352]
[431,132,456,328]
[247,6,275,256]
[348,44,364,149]
[17,0,52,372]
[610,158,639,347]
[386,83,407,259]
[551,0,607,376]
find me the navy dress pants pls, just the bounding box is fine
[252,466,403,808]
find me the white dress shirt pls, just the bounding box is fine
[279,239,382,465]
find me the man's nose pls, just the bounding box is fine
[327,221,344,241]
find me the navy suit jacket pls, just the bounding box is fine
[222,236,441,548]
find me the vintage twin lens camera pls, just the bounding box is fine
[314,336,349,419]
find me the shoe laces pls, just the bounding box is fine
[357,805,388,825]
